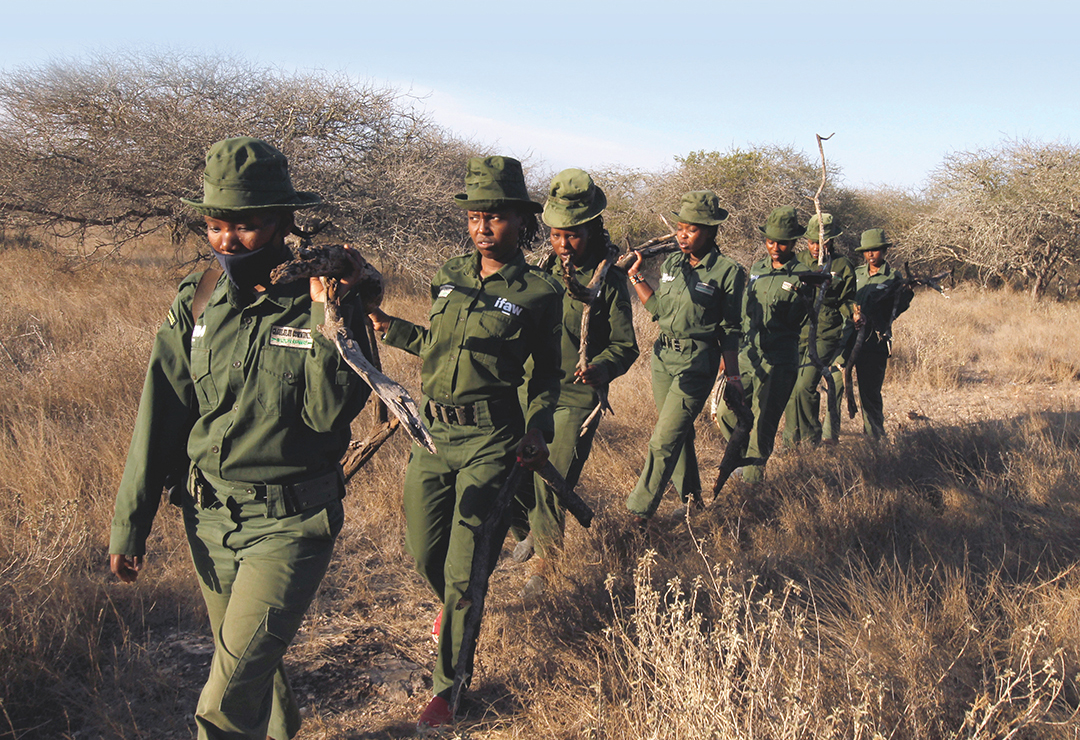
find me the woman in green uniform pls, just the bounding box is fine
[514,168,638,592]
[783,213,856,447]
[625,191,744,522]
[719,206,812,483]
[368,156,563,730]
[852,228,912,439]
[108,137,372,740]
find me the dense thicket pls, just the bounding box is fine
[910,139,1080,297]
[0,51,481,282]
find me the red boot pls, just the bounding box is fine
[417,695,453,731]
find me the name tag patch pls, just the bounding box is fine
[192,324,206,339]
[270,326,313,349]
[782,281,795,292]
[494,297,523,316]
[694,282,716,295]
[661,273,676,283]
[438,284,454,298]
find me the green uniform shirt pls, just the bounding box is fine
[796,250,856,341]
[743,255,813,366]
[643,248,744,353]
[110,273,372,555]
[548,254,639,409]
[855,261,912,338]
[382,249,563,437]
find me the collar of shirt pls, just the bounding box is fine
[465,248,530,285]
[224,274,309,310]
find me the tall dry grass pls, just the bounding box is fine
[1,244,1079,738]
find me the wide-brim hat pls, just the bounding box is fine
[453,155,542,213]
[804,213,843,242]
[542,168,607,229]
[671,190,729,226]
[857,228,893,252]
[181,137,322,216]
[759,206,804,241]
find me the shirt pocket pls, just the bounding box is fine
[190,347,219,411]
[472,309,524,373]
[257,346,305,417]
[689,279,719,325]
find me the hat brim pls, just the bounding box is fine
[181,191,322,216]
[453,195,543,214]
[543,194,606,229]
[759,225,804,241]
[805,230,844,242]
[671,210,728,226]
[856,242,892,252]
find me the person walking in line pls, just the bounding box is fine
[624,191,744,523]
[782,213,855,447]
[719,206,813,483]
[850,228,913,439]
[108,137,373,740]
[512,168,639,594]
[367,156,563,730]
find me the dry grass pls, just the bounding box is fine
[2,242,1080,738]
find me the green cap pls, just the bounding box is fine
[180,137,321,215]
[453,155,542,213]
[670,190,729,226]
[857,228,893,252]
[542,168,606,228]
[759,206,804,241]
[804,213,842,242]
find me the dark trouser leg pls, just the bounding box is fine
[855,349,889,439]
[403,421,518,698]
[185,496,341,740]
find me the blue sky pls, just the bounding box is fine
[7,0,1079,190]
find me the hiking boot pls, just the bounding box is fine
[417,695,453,732]
[511,532,535,563]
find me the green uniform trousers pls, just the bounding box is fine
[403,410,519,698]
[783,340,845,446]
[626,341,719,518]
[720,356,798,484]
[183,485,342,740]
[855,345,890,439]
[513,404,597,558]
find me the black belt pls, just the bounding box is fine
[658,334,685,351]
[428,400,478,425]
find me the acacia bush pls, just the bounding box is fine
[911,139,1080,297]
[0,51,482,282]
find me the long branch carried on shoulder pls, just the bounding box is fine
[270,243,437,455]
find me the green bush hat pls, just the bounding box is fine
[542,168,607,229]
[453,155,542,213]
[804,213,843,242]
[759,206,804,241]
[857,228,893,252]
[670,190,729,226]
[180,137,322,216]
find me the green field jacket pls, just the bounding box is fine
[110,272,372,555]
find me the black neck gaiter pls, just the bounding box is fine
[214,241,291,291]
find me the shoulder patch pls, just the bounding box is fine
[167,308,177,327]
